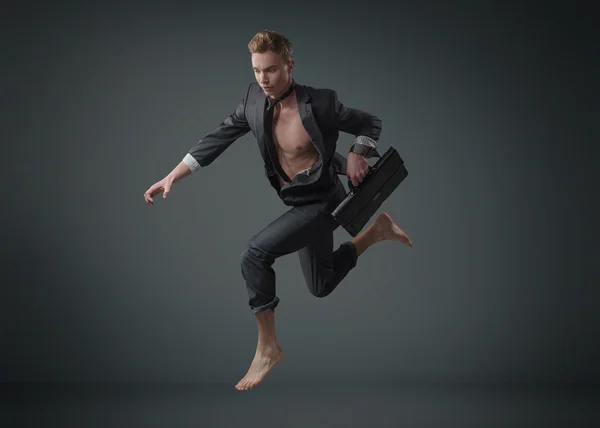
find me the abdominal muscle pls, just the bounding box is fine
[271,102,319,187]
[275,144,319,187]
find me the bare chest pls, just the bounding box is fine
[271,106,313,155]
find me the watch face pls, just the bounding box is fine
[353,145,367,155]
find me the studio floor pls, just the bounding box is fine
[3,380,598,427]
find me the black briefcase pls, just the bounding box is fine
[331,146,408,237]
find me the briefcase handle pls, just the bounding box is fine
[347,150,381,194]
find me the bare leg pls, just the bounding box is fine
[235,309,283,391]
[351,212,412,257]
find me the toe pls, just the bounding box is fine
[236,377,247,390]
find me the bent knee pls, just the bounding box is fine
[240,244,272,265]
[308,281,333,298]
[311,290,329,298]
[240,246,256,265]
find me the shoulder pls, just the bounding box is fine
[244,81,263,99]
[300,83,335,96]
[296,83,337,104]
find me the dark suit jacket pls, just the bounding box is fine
[186,80,382,206]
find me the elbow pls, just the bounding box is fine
[370,115,382,140]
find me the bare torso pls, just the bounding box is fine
[271,91,319,187]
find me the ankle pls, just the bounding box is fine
[257,342,280,355]
[351,226,381,256]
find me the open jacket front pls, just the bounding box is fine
[183,80,382,206]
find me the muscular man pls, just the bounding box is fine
[144,30,412,391]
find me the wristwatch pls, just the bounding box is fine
[349,143,371,157]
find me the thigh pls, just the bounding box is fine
[296,177,347,284]
[297,228,335,276]
[246,201,339,260]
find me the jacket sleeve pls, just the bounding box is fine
[331,89,382,159]
[182,84,252,171]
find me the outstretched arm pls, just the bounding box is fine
[144,85,252,204]
[332,89,382,159]
[183,84,252,172]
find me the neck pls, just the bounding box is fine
[269,78,295,104]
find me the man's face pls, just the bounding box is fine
[251,51,294,99]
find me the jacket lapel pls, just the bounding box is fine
[294,84,325,161]
[252,95,270,168]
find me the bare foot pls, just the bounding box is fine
[235,345,283,391]
[373,212,413,247]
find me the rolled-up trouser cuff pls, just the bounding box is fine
[250,296,280,313]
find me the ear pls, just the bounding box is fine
[288,59,294,72]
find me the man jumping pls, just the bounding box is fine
[144,30,412,391]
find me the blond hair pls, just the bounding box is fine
[248,30,293,63]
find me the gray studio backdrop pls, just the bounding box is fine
[3,1,596,385]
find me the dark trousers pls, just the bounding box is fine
[240,176,358,313]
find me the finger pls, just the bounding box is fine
[146,185,157,197]
[163,184,170,198]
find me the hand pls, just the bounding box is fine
[144,177,173,205]
[346,152,369,187]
